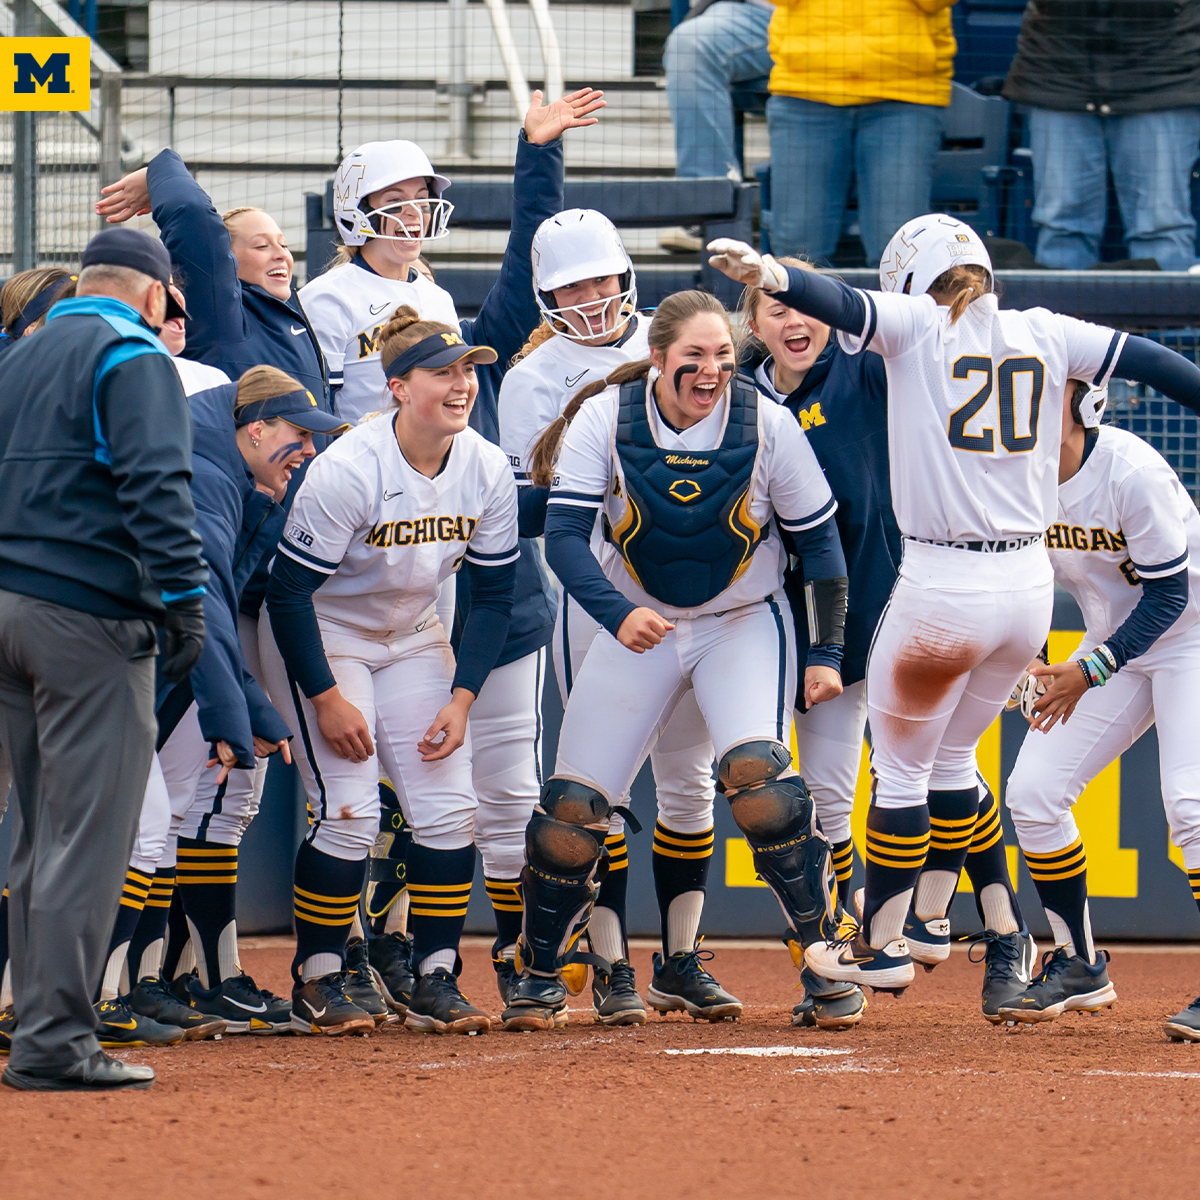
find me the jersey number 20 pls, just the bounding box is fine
[948,355,1044,453]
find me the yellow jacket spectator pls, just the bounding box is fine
[765,0,958,266]
[769,0,957,107]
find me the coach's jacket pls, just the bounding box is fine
[454,129,563,669]
[0,295,206,623]
[158,383,291,768]
[769,0,957,108]
[748,337,901,688]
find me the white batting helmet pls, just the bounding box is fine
[532,209,636,342]
[878,214,993,298]
[333,140,454,247]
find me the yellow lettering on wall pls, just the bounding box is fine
[724,837,766,888]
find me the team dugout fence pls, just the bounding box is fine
[2,0,1200,941]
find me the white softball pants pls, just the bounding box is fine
[554,595,795,831]
[795,678,867,844]
[470,648,546,880]
[554,589,717,832]
[1006,620,1200,867]
[867,540,1054,808]
[264,617,476,861]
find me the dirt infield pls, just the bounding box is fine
[4,939,1200,1198]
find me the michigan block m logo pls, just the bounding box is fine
[14,52,70,93]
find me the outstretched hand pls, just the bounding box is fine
[96,166,151,224]
[524,87,606,145]
[707,238,789,291]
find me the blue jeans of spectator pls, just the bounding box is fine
[665,0,773,181]
[766,95,944,265]
[1030,106,1200,271]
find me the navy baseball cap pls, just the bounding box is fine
[383,329,498,380]
[234,387,351,435]
[81,228,188,319]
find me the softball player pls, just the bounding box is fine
[743,264,1036,1023]
[709,217,1200,996]
[297,97,603,1016]
[266,308,518,1036]
[501,289,849,1031]
[501,210,717,1023]
[999,379,1200,1033]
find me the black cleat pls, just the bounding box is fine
[493,955,520,1007]
[188,971,291,1034]
[967,929,1038,1024]
[592,958,648,1026]
[997,946,1116,1024]
[3,1049,155,1092]
[0,1004,14,1054]
[94,997,185,1048]
[1165,996,1200,1042]
[501,974,569,1031]
[290,973,375,1036]
[405,968,490,1035]
[792,967,865,1030]
[345,938,395,1025]
[127,975,226,1040]
[368,931,415,1017]
[648,945,743,1022]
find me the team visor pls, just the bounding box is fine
[384,330,498,379]
[234,388,351,435]
[365,197,455,243]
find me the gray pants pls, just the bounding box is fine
[0,589,157,1071]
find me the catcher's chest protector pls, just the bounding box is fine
[605,375,766,609]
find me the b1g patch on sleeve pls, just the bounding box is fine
[287,524,314,548]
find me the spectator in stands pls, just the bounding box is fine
[766,0,957,266]
[661,0,774,253]
[1004,0,1200,271]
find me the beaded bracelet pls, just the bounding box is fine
[1076,643,1117,688]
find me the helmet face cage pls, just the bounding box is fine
[535,272,637,343]
[362,197,454,244]
[1072,380,1108,429]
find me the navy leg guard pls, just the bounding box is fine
[365,782,411,936]
[516,779,612,989]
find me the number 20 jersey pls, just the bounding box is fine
[839,290,1125,543]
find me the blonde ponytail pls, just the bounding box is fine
[929,264,992,324]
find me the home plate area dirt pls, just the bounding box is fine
[4,939,1200,1199]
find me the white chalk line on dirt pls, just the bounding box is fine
[663,1045,853,1058]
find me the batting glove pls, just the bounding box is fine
[706,239,789,292]
[161,597,206,683]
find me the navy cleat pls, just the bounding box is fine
[290,973,375,1036]
[1165,996,1200,1042]
[904,907,951,972]
[792,967,865,1030]
[127,975,226,1040]
[501,974,569,1032]
[94,997,185,1048]
[0,1004,14,1054]
[368,931,416,1017]
[966,929,1038,1024]
[405,967,490,1035]
[493,955,521,1007]
[804,930,914,994]
[997,946,1116,1024]
[592,959,648,1026]
[344,937,394,1025]
[187,970,291,1034]
[647,944,742,1022]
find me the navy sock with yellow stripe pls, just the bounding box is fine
[914,788,978,920]
[292,840,365,981]
[162,887,191,982]
[963,785,1023,931]
[127,866,176,983]
[830,837,855,908]
[96,867,153,1001]
[1023,838,1092,962]
[589,830,630,961]
[863,804,930,944]
[1188,868,1200,917]
[652,821,713,955]
[407,842,475,969]
[177,837,239,990]
[485,876,523,956]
